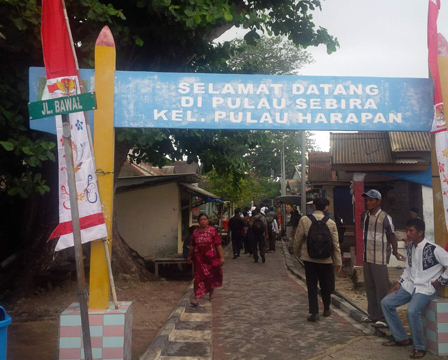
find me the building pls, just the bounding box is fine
[329,132,432,265]
[115,161,219,260]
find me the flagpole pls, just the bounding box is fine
[61,113,93,360]
[60,0,118,309]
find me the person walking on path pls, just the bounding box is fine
[242,210,252,255]
[361,189,406,328]
[265,206,277,252]
[250,208,268,263]
[229,208,245,259]
[381,218,448,359]
[187,213,225,306]
[293,198,342,322]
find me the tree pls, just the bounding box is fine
[247,131,316,178]
[203,169,279,208]
[227,36,314,75]
[0,0,338,292]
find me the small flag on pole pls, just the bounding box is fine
[41,0,108,251]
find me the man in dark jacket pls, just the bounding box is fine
[228,208,246,259]
[250,208,268,263]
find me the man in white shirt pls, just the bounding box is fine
[381,218,448,359]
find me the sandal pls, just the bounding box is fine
[372,321,389,328]
[410,349,426,359]
[362,317,374,323]
[382,339,413,347]
[190,300,200,307]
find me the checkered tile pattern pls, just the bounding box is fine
[423,298,448,356]
[59,301,133,360]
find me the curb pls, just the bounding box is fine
[140,244,231,359]
[140,283,194,360]
[281,241,387,337]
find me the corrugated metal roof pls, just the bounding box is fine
[389,132,431,152]
[331,133,394,164]
[308,152,334,182]
[330,132,429,165]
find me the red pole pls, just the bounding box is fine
[353,174,365,266]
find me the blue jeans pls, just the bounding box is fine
[381,286,436,350]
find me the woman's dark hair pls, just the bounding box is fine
[198,213,209,221]
[406,218,425,235]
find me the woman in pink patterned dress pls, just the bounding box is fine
[187,213,224,306]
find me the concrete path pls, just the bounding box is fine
[212,245,366,360]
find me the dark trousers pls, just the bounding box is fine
[244,229,254,255]
[269,233,276,251]
[252,234,266,261]
[232,234,242,256]
[304,261,335,314]
[364,261,389,321]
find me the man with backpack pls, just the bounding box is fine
[250,208,268,263]
[293,198,342,322]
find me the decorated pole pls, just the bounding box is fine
[90,26,117,310]
[61,113,93,359]
[435,33,448,297]
[60,0,118,309]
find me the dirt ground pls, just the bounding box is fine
[2,279,189,360]
[336,266,410,331]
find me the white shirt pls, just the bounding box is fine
[272,219,279,234]
[399,238,448,295]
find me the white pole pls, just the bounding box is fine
[301,131,306,215]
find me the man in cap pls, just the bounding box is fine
[361,189,405,328]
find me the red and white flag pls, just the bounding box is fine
[428,0,448,231]
[41,0,108,251]
[428,0,445,134]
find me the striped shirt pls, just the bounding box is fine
[362,208,395,265]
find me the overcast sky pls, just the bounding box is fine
[218,0,448,151]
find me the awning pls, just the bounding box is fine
[179,183,221,200]
[374,165,432,188]
[276,195,302,205]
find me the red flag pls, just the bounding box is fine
[41,0,108,250]
[41,0,76,80]
[428,0,446,133]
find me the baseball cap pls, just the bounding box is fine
[362,189,382,200]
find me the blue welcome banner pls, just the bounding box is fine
[29,67,434,133]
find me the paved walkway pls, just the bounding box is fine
[212,245,365,360]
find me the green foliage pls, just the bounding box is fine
[0,0,338,200]
[203,169,279,207]
[0,0,56,198]
[247,131,316,178]
[227,37,314,75]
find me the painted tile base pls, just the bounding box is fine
[59,301,133,360]
[423,297,448,356]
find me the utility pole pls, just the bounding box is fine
[280,136,286,232]
[301,131,306,215]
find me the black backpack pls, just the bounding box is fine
[252,218,266,236]
[306,215,333,259]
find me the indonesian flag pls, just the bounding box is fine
[41,0,108,251]
[428,0,448,231]
[429,0,445,133]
